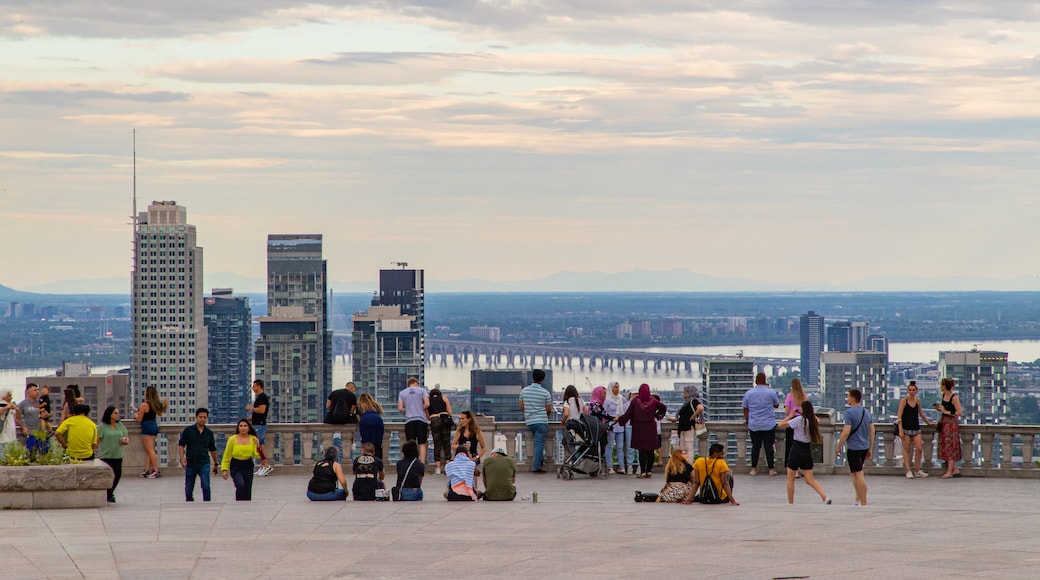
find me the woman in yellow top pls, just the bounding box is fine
[222,419,261,501]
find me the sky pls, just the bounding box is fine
[2,1,1040,292]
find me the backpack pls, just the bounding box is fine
[695,459,725,504]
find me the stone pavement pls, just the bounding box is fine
[1,467,1038,579]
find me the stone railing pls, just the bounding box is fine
[116,415,1040,478]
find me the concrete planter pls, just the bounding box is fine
[0,462,115,509]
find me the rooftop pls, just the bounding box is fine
[3,469,1036,579]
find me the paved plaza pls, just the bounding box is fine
[1,467,1038,579]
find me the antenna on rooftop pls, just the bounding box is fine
[391,261,409,269]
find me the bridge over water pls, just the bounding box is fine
[425,338,800,376]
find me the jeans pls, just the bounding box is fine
[750,429,776,469]
[307,488,347,501]
[606,431,626,469]
[253,425,267,466]
[100,458,122,500]
[184,464,212,501]
[398,487,423,501]
[229,458,254,501]
[528,422,549,471]
[625,425,636,466]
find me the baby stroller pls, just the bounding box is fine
[557,414,607,479]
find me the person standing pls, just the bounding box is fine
[898,381,934,479]
[778,400,830,505]
[357,393,385,460]
[178,408,219,502]
[325,381,358,461]
[742,372,780,476]
[482,447,517,501]
[55,404,97,460]
[247,380,272,476]
[935,378,963,479]
[672,385,705,460]
[132,386,167,478]
[221,419,261,501]
[97,406,130,503]
[518,369,552,474]
[617,384,668,478]
[0,389,25,448]
[398,377,430,462]
[428,388,454,475]
[18,383,45,451]
[602,383,626,475]
[836,389,874,506]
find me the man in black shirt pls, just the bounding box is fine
[247,379,272,476]
[178,408,218,502]
[326,382,358,461]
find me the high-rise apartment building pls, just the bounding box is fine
[470,369,554,422]
[131,201,208,424]
[352,305,422,419]
[867,334,889,356]
[851,321,869,352]
[800,311,825,390]
[203,289,251,424]
[701,357,756,422]
[821,351,888,419]
[469,326,501,341]
[939,350,1009,425]
[254,235,332,423]
[827,321,852,352]
[373,267,424,384]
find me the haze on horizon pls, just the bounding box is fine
[2,1,1040,291]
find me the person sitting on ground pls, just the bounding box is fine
[444,445,481,501]
[657,448,697,504]
[307,446,348,501]
[482,447,517,501]
[395,439,425,501]
[692,443,739,506]
[352,442,385,501]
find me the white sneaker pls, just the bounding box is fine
[823,497,832,505]
[258,465,273,476]
[905,471,914,479]
[607,468,616,475]
[914,471,929,478]
[254,467,265,476]
[435,466,442,475]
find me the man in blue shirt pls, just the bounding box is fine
[742,372,780,476]
[836,388,874,506]
[518,370,552,474]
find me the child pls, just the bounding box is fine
[39,385,53,432]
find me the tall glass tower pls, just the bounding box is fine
[204,289,251,424]
[800,310,825,390]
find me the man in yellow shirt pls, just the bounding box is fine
[55,404,98,460]
[692,443,739,506]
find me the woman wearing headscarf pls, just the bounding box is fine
[603,382,627,475]
[618,384,668,478]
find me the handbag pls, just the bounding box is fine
[440,413,456,429]
[392,458,419,501]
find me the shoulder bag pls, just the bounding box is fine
[392,459,419,501]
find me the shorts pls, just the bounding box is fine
[140,420,159,436]
[786,441,814,471]
[846,449,868,473]
[254,424,267,445]
[902,429,921,437]
[405,420,429,444]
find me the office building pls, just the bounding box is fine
[800,311,825,390]
[827,321,852,352]
[203,289,251,424]
[821,351,888,419]
[372,267,424,384]
[469,326,501,341]
[615,321,633,340]
[867,334,889,356]
[470,369,553,422]
[254,235,332,423]
[939,350,1009,425]
[851,321,869,351]
[131,201,208,424]
[352,305,422,419]
[27,363,130,422]
[701,357,756,422]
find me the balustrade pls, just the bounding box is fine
[116,417,1040,478]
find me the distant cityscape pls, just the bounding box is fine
[1,200,1039,427]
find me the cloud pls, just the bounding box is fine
[3,89,190,106]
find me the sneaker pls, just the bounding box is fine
[914,471,929,478]
[258,465,273,476]
[768,469,778,476]
[532,469,547,474]
[435,466,442,475]
[254,467,265,476]
[749,469,757,476]
[107,496,116,503]
[625,466,633,475]
[906,471,915,479]
[147,471,161,479]
[823,497,832,505]
[139,471,151,478]
[607,468,616,475]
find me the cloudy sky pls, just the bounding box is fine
[3,1,1040,292]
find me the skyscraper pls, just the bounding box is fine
[701,356,756,422]
[131,201,208,424]
[800,311,825,390]
[203,289,251,424]
[374,266,425,382]
[821,351,888,418]
[254,235,332,423]
[827,321,852,352]
[939,350,1009,425]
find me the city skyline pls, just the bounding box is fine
[3,3,1040,291]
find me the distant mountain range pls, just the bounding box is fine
[7,269,1040,296]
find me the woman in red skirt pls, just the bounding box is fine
[934,377,962,478]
